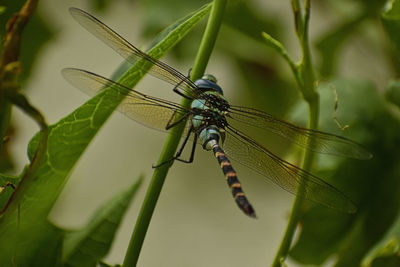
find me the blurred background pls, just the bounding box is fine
[1,0,400,266]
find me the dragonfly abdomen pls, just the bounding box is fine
[212,145,256,218]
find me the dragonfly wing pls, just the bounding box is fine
[62,68,191,132]
[223,125,357,213]
[69,7,198,98]
[227,105,372,160]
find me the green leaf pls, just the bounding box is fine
[0,219,64,267]
[382,0,400,60]
[361,164,400,266]
[234,58,297,118]
[261,32,288,58]
[98,262,121,267]
[370,256,400,267]
[0,3,211,266]
[29,223,64,267]
[224,1,278,43]
[289,206,356,264]
[289,78,400,266]
[362,208,400,266]
[316,0,386,77]
[261,32,300,91]
[62,177,142,267]
[386,80,400,108]
[315,14,365,77]
[0,172,20,209]
[91,0,108,11]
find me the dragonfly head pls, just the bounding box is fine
[194,74,224,95]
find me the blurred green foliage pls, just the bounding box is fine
[0,3,209,266]
[287,1,400,265]
[315,0,387,77]
[386,80,400,107]
[290,79,400,266]
[0,0,53,83]
[0,1,53,172]
[382,0,400,72]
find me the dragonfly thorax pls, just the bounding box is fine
[191,92,229,130]
[191,91,228,151]
[191,92,229,112]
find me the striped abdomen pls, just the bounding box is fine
[212,145,256,218]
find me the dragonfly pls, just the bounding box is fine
[63,8,372,218]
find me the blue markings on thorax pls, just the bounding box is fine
[194,74,223,95]
[190,91,227,127]
[191,75,228,150]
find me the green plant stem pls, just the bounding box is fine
[272,0,319,266]
[299,0,315,101]
[122,1,226,266]
[271,97,319,267]
[291,0,303,41]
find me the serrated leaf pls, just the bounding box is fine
[0,4,211,266]
[62,177,142,267]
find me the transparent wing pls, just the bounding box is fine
[223,125,357,213]
[227,105,372,160]
[69,7,198,98]
[62,68,192,132]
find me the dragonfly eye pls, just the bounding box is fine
[194,77,224,95]
[202,74,218,83]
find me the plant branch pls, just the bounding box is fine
[0,0,39,152]
[122,1,226,266]
[0,0,49,217]
[0,64,48,216]
[0,0,38,69]
[272,0,319,266]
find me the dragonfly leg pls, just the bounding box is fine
[172,69,194,100]
[152,125,196,168]
[173,87,192,99]
[152,158,174,168]
[166,111,190,130]
[175,130,197,164]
